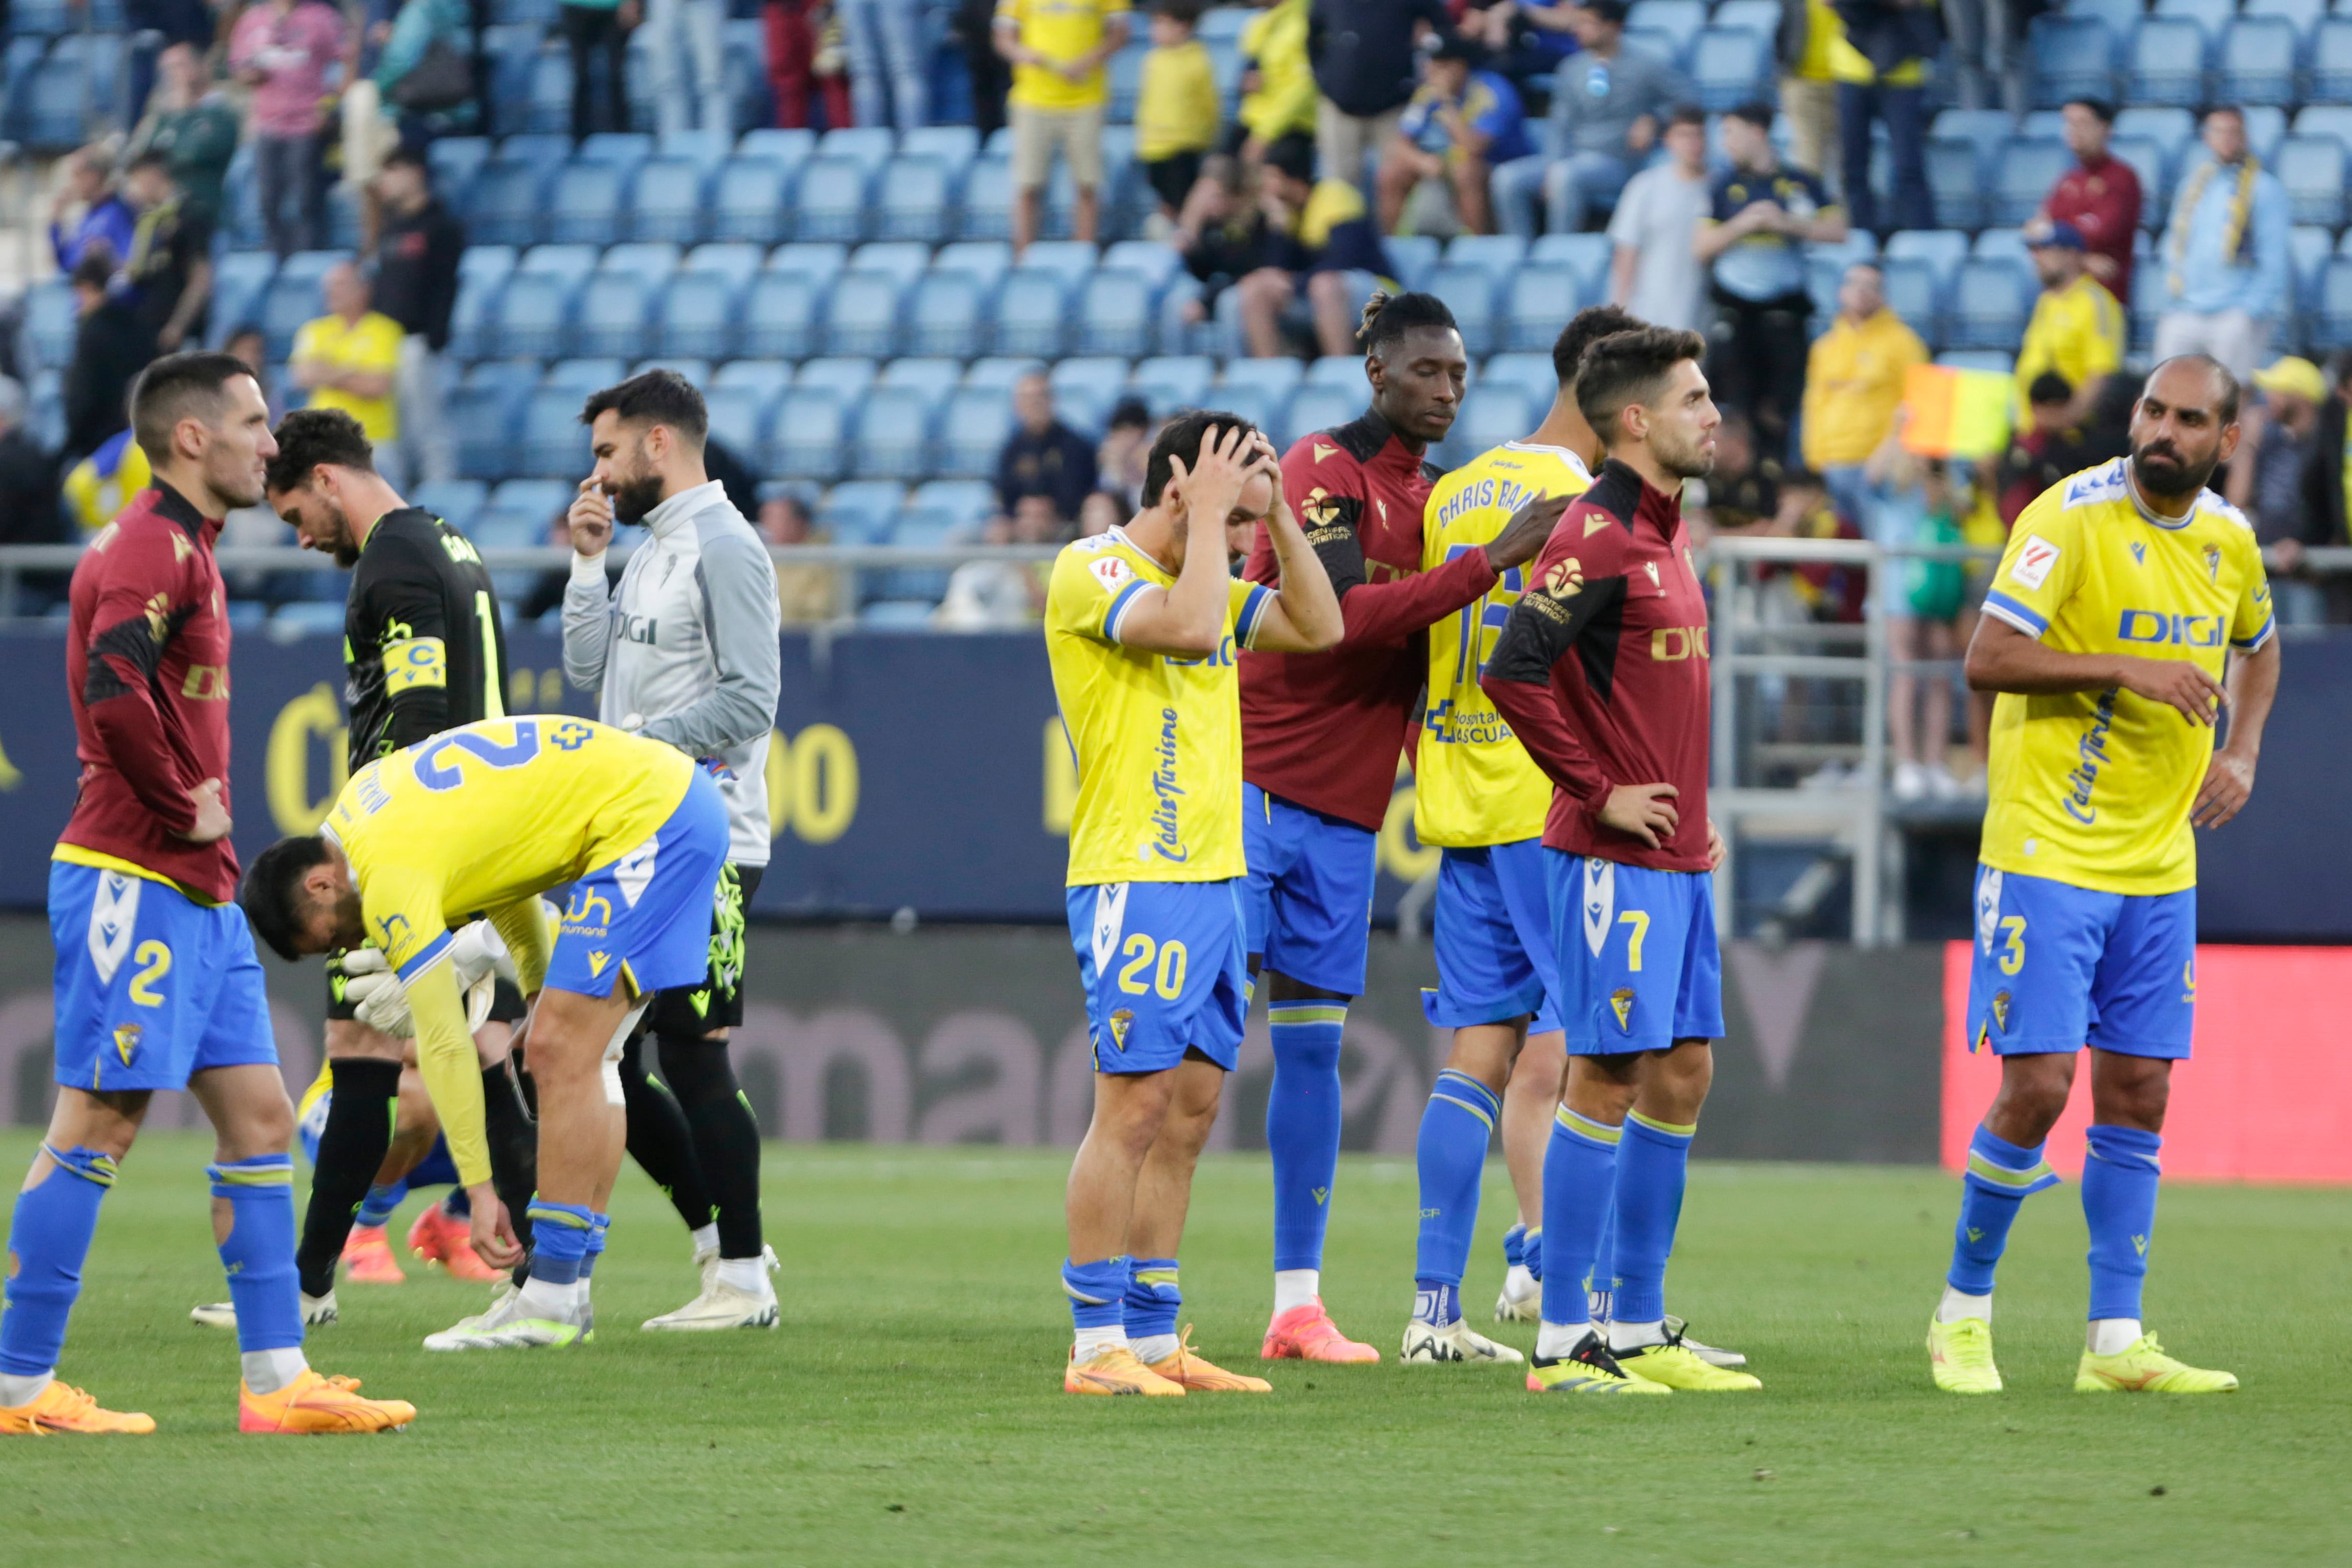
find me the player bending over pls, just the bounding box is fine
[1928,355,2276,1396]
[242,717,730,1350]
[1051,415,1342,1395]
[1483,327,1757,1395]
[3,352,414,1435]
[1241,293,1561,1363]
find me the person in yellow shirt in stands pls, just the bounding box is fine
[1802,259,1927,525]
[1779,0,1843,180]
[994,0,1132,251]
[1135,0,1218,224]
[2014,219,2125,429]
[290,263,406,482]
[1234,0,1313,167]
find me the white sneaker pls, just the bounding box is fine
[423,1285,587,1350]
[642,1247,780,1331]
[1892,760,1932,801]
[1493,1280,1541,1323]
[1402,1317,1525,1364]
[1928,765,1964,800]
[189,1289,337,1330]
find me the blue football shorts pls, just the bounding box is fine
[1546,850,1723,1055]
[1966,864,2196,1059]
[1423,839,1562,1034]
[1066,878,1250,1075]
[1240,783,1378,997]
[546,768,731,1000]
[49,860,278,1094]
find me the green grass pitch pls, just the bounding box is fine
[7,1130,2348,1566]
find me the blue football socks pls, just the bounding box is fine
[1413,1070,1499,1297]
[1538,1107,1619,1331]
[1524,1225,1543,1283]
[354,1179,409,1231]
[0,1144,116,1388]
[2082,1125,2162,1322]
[1611,1112,1694,1326]
[1947,1124,2061,1295]
[1589,1203,1617,1320]
[524,1198,595,1286]
[580,1212,611,1280]
[1502,1221,1527,1274]
[1063,1256,1129,1355]
[1267,1000,1348,1273]
[209,1154,305,1354]
[1123,1257,1181,1361]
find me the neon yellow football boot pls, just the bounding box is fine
[1611,1330,1763,1391]
[1525,1333,1672,1396]
[1927,1315,2003,1394]
[2074,1334,2237,1394]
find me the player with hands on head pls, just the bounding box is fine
[1050,412,1340,1396]
[1928,355,2278,1397]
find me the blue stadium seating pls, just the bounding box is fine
[2106,135,2170,220]
[848,242,934,290]
[1948,258,2035,349]
[960,157,1014,240]
[710,158,793,244]
[469,156,552,247]
[2026,15,2117,109]
[658,128,734,173]
[428,137,492,211]
[935,240,1015,286]
[967,355,1046,388]
[488,271,573,359]
[518,387,591,476]
[820,127,897,176]
[1503,266,1585,353]
[1278,385,1361,448]
[2244,0,2325,39]
[743,273,826,358]
[1103,239,1183,290]
[1623,27,1686,72]
[1527,232,1611,296]
[2220,16,2299,106]
[413,480,489,534]
[1109,44,1147,122]
[1383,234,1442,292]
[878,358,963,415]
[1627,1,1707,39]
[2276,137,2348,228]
[598,242,680,285]
[2126,17,2207,108]
[994,270,1071,357]
[769,389,850,480]
[1993,136,2076,226]
[1478,353,1553,407]
[1074,270,1156,357]
[656,270,741,358]
[768,241,849,282]
[1884,229,1969,298]
[1130,355,1216,415]
[2153,0,2233,44]
[629,158,708,243]
[1879,257,1942,343]
[2315,257,2352,349]
[905,272,993,358]
[1924,137,1985,230]
[451,365,534,479]
[1050,358,1132,436]
[939,386,1015,478]
[798,357,879,400]
[793,157,873,242]
[19,279,76,371]
[681,242,762,288]
[13,52,89,149]
[571,272,649,358]
[822,481,907,541]
[851,386,939,479]
[2318,19,2352,102]
[1712,0,1780,34]
[913,479,999,527]
[1438,387,1534,468]
[878,156,957,244]
[859,600,938,627]
[1424,263,1500,355]
[2113,105,2195,158]
[1690,27,1771,111]
[545,357,625,393]
[826,271,905,358]
[714,359,794,401]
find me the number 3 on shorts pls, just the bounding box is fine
[1116,933,1189,999]
[1998,916,2026,976]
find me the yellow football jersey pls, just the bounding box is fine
[1044,528,1273,884]
[1978,459,2273,895]
[325,715,693,984]
[1415,441,1593,848]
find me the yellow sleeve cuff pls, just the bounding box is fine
[409,971,489,1188]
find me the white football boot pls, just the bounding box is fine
[189,1289,337,1330]
[642,1245,780,1331]
[1402,1317,1526,1364]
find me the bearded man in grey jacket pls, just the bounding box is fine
[563,371,786,1331]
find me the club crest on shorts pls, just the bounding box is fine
[1106,1008,1134,1053]
[1582,858,1616,957]
[1609,989,1636,1032]
[1991,989,2012,1034]
[1975,869,2003,955]
[112,1021,141,1066]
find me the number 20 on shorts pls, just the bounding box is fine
[1116,934,1188,999]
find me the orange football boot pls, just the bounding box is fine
[239,1369,416,1434]
[408,1204,499,1281]
[1147,1326,1272,1392]
[1260,1299,1380,1363]
[1064,1344,1185,1396]
[0,1381,155,1435]
[341,1224,405,1284]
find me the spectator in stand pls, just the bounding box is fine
[2221,356,2325,625]
[1457,0,1580,113]
[1940,0,2017,115]
[1137,0,1219,227]
[1694,408,1781,532]
[1493,0,1688,237]
[998,373,1100,522]
[1698,101,1845,459]
[1078,489,1123,536]
[1231,0,1317,169]
[63,428,155,536]
[224,324,288,423]
[1096,397,1154,509]
[2013,219,2123,429]
[769,0,855,129]
[48,148,135,274]
[759,492,841,624]
[63,254,151,467]
[369,0,484,158]
[1802,259,1927,525]
[1826,0,1934,236]
[1996,370,2087,526]
[937,494,1061,627]
[959,0,1014,136]
[123,0,218,125]
[1863,415,1968,800]
[1776,0,1841,179]
[845,0,931,131]
[561,0,641,143]
[2154,106,2291,383]
[2040,98,2140,303]
[995,0,1131,250]
[125,43,241,235]
[119,152,214,356]
[371,148,464,488]
[1606,104,1711,330]
[645,0,730,137]
[231,0,347,257]
[1307,0,1452,195]
[1375,33,1532,236]
[2297,353,2352,624]
[1232,132,1392,356]
[0,378,65,554]
[291,263,409,485]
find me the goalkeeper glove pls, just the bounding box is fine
[341,922,502,1037]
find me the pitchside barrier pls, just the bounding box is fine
[6,924,2344,1182]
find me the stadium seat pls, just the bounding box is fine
[851,386,939,479]
[523,48,572,135]
[1049,357,1133,437]
[1129,355,1216,415]
[519,243,602,288]
[1923,137,1985,231]
[2244,0,2324,37]
[993,270,1072,357]
[1527,232,1611,296]
[714,359,794,400]
[904,272,993,359]
[446,274,501,361]
[1627,0,1706,37]
[1304,355,1367,388]
[710,157,794,244]
[469,156,553,247]
[1929,108,2014,148]
[859,600,938,627]
[1503,266,1586,353]
[13,53,88,150]
[821,480,908,541]
[934,239,1015,287]
[879,357,964,410]
[1278,385,1361,448]
[1993,137,2076,226]
[2025,15,2117,109]
[413,480,488,533]
[767,389,850,480]
[598,242,681,285]
[743,272,827,358]
[1437,386,1534,468]
[578,131,653,172]
[1884,230,1968,299]
[2290,225,2334,318]
[1074,270,1157,357]
[872,508,961,605]
[629,157,708,243]
[1109,42,1148,122]
[633,357,712,388]
[2153,0,2233,42]
[736,127,816,166]
[798,357,879,400]
[211,251,278,343]
[1424,264,1500,356]
[2240,106,2287,166]
[2218,16,2298,106]
[1623,26,1686,70]
[427,137,493,212]
[2128,265,2166,354]
[18,278,76,371]
[1690,27,1770,111]
[1476,353,1552,407]
[459,243,518,290]
[1218,357,1305,407]
[825,270,906,358]
[968,355,1048,388]
[657,127,733,173]
[1021,242,1103,291]
[793,157,872,243]
[656,270,741,359]
[1878,256,1941,344]
[519,387,592,476]
[1946,258,2034,350]
[912,478,999,527]
[877,155,957,244]
[2113,105,2194,160]
[2313,257,2352,351]
[938,386,1015,477]
[1444,234,1529,281]
[1384,234,1442,292]
[2316,18,2352,103]
[2293,105,2352,160]
[258,274,328,360]
[959,156,1014,240]
[847,241,933,291]
[2126,18,2207,110]
[818,127,897,176]
[2107,136,2169,222]
[450,366,533,479]
[273,602,349,635]
[1935,349,2014,375]
[901,126,980,179]
[1711,0,1780,33]
[767,240,850,282]
[1102,240,1183,290]
[2275,137,2347,229]
[682,242,763,290]
[571,273,650,359]
[545,357,627,393]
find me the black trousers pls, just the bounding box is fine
[1707,289,1814,457]
[561,3,632,140]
